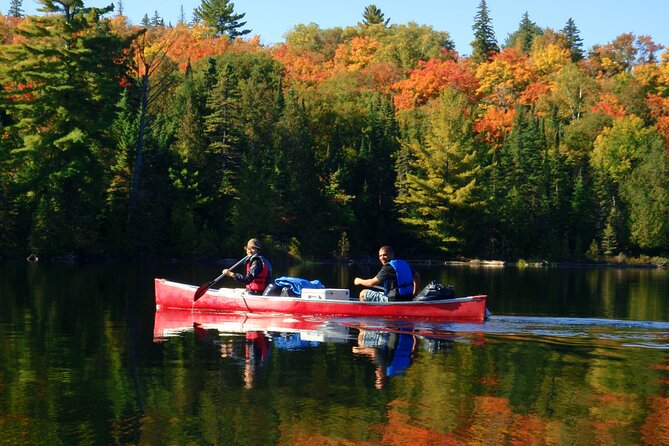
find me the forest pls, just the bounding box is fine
[1,0,668,263]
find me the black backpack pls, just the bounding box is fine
[413,281,455,301]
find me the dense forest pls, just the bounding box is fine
[1,0,668,262]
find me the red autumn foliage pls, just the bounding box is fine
[392,58,479,111]
[591,92,626,118]
[520,81,552,106]
[474,107,517,150]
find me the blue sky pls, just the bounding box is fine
[20,0,669,56]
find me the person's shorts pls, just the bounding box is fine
[362,289,388,302]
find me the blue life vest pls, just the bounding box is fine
[387,259,414,297]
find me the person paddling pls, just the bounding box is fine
[353,245,420,302]
[221,238,273,295]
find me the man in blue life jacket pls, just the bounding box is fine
[354,245,420,302]
[221,238,273,295]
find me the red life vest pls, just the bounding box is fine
[246,254,272,292]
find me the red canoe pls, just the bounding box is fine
[155,278,488,322]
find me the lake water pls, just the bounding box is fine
[1,260,668,445]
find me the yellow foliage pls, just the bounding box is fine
[531,43,571,77]
[655,49,669,96]
[475,48,536,108]
[333,36,380,72]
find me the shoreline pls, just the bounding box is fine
[6,254,668,269]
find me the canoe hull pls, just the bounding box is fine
[154,278,488,322]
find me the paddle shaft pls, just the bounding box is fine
[194,255,249,301]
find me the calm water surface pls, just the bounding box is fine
[1,260,668,445]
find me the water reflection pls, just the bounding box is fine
[353,331,419,389]
[153,309,463,390]
[4,260,669,445]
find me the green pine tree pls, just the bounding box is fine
[562,18,584,62]
[470,0,499,63]
[0,0,133,255]
[505,12,543,54]
[8,0,24,17]
[397,88,483,254]
[362,4,389,27]
[193,0,251,38]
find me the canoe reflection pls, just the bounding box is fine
[154,309,352,388]
[154,309,459,389]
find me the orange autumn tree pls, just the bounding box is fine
[392,56,478,111]
[164,22,231,71]
[271,44,334,86]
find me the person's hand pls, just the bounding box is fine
[354,277,362,286]
[222,269,230,276]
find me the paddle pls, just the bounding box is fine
[194,256,249,302]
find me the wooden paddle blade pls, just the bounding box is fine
[193,281,213,301]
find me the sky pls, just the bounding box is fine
[19,0,669,56]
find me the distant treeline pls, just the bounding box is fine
[0,1,668,262]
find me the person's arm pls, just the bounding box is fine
[355,265,391,289]
[222,258,259,285]
[232,257,262,284]
[412,270,421,295]
[354,276,382,288]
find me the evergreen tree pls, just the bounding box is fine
[141,13,150,27]
[193,0,251,38]
[8,0,24,17]
[166,67,220,256]
[470,0,499,63]
[397,88,484,254]
[0,0,133,255]
[178,4,186,23]
[116,0,123,16]
[505,12,543,54]
[102,91,139,254]
[346,95,401,250]
[150,10,164,27]
[562,18,584,62]
[205,61,242,202]
[569,170,596,259]
[493,108,549,257]
[216,52,283,249]
[362,4,389,26]
[270,89,324,253]
[601,204,619,256]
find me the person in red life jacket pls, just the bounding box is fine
[354,245,420,302]
[221,238,273,295]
